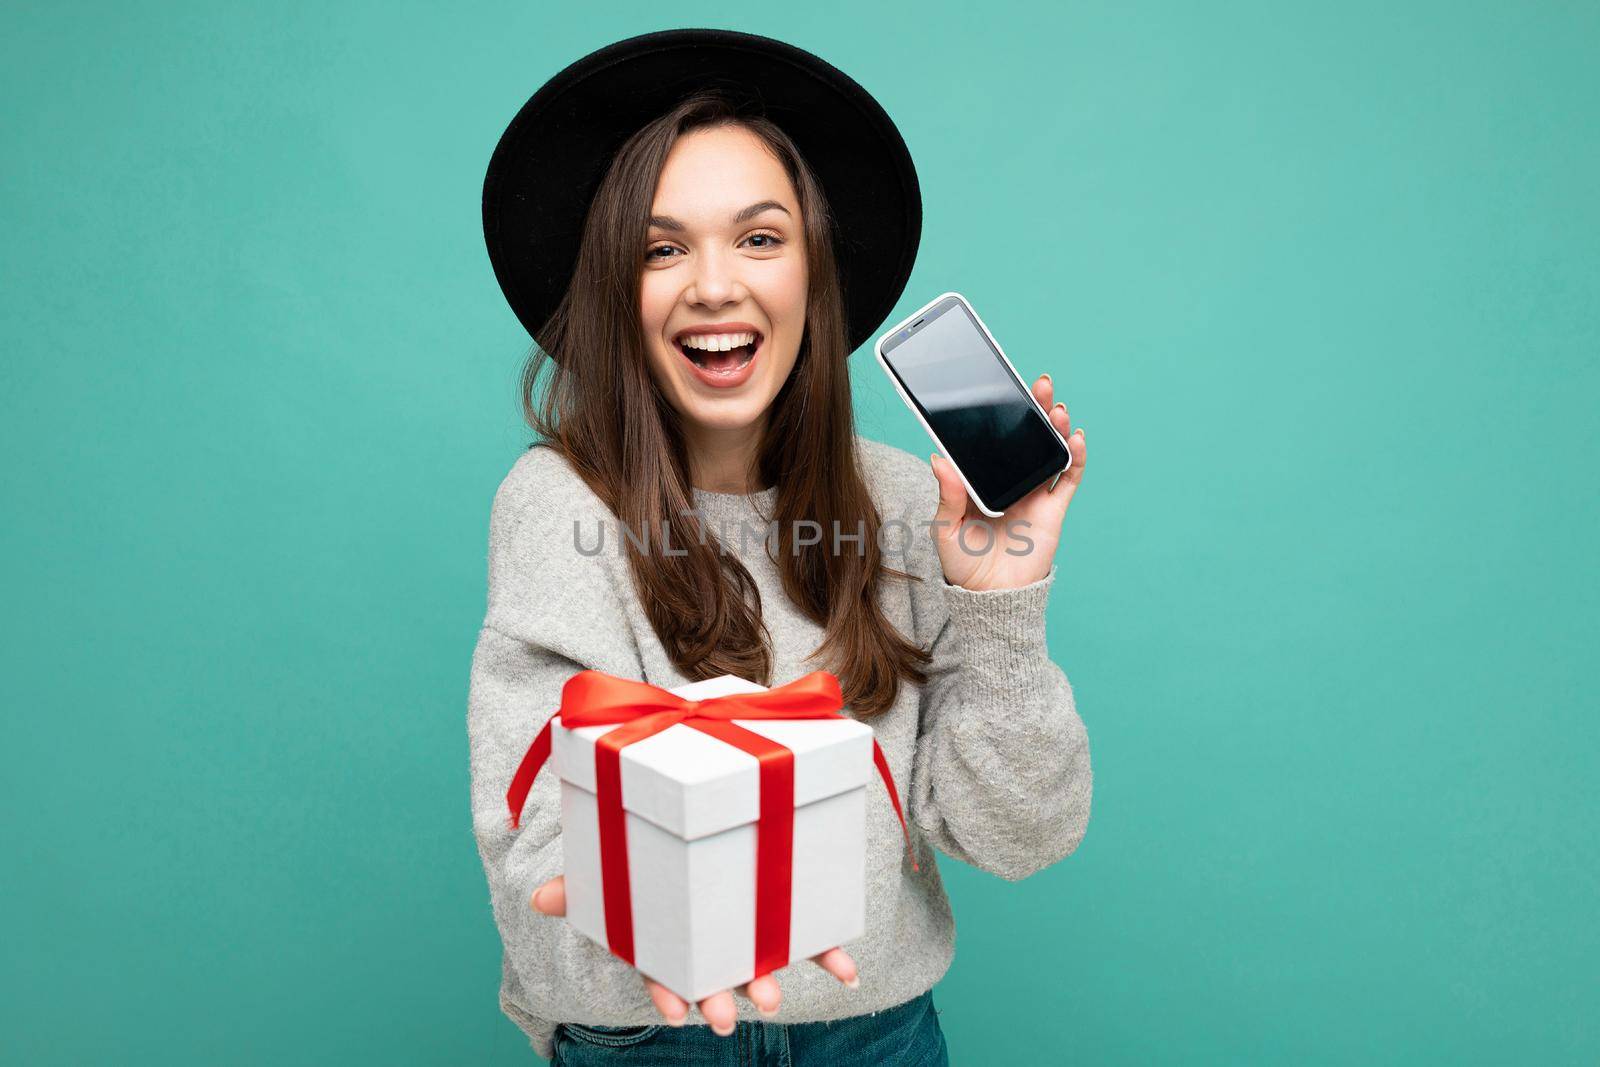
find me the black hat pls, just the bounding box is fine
[482,28,922,358]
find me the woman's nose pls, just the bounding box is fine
[688,247,742,307]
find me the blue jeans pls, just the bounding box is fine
[550,989,949,1066]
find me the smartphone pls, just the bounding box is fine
[875,292,1072,517]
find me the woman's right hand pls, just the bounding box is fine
[529,874,859,1035]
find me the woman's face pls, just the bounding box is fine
[639,124,808,437]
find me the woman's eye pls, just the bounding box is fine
[645,244,679,262]
[744,232,784,249]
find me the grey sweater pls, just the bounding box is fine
[466,434,1093,1058]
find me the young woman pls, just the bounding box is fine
[469,31,1091,1065]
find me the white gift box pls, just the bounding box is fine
[551,673,873,1002]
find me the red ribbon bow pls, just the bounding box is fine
[505,669,918,977]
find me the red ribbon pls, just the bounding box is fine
[505,669,918,976]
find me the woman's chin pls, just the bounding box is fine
[684,406,768,434]
[676,391,772,433]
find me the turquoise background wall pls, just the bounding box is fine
[4,2,1595,1063]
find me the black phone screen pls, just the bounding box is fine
[880,297,1070,513]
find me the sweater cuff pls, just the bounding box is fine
[939,565,1057,694]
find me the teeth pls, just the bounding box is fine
[679,331,756,351]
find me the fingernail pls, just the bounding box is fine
[845,975,860,989]
[1041,373,1053,386]
[757,1004,779,1018]
[664,1012,686,1028]
[530,887,547,911]
[713,1021,735,1037]
[1053,402,1066,413]
[1074,426,1085,440]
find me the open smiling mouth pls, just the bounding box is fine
[675,332,761,378]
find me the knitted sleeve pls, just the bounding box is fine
[887,451,1094,881]
[465,448,656,1050]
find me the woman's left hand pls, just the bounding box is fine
[929,373,1086,591]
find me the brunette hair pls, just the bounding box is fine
[521,88,929,716]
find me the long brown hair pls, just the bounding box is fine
[521,88,929,716]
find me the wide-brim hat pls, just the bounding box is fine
[482,28,922,358]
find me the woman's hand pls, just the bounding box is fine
[529,875,859,1035]
[930,373,1086,591]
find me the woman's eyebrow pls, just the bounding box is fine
[648,200,791,232]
